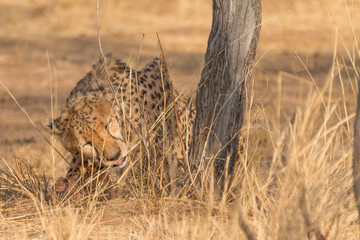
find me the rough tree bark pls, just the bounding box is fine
[353,84,360,218]
[190,0,262,188]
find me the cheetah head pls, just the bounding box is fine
[42,94,128,171]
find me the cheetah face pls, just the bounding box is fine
[42,98,128,170]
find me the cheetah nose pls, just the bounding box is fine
[108,149,121,161]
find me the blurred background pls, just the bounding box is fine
[0,0,359,172]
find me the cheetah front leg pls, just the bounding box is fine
[166,145,178,197]
[66,157,83,177]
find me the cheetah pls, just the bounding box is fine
[42,55,194,194]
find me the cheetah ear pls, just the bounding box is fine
[41,118,61,135]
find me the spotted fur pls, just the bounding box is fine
[42,55,194,193]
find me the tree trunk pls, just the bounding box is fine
[353,84,360,218]
[190,0,261,189]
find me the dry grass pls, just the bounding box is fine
[0,0,360,239]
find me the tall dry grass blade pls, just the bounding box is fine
[46,49,57,194]
[96,0,150,159]
[1,157,51,203]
